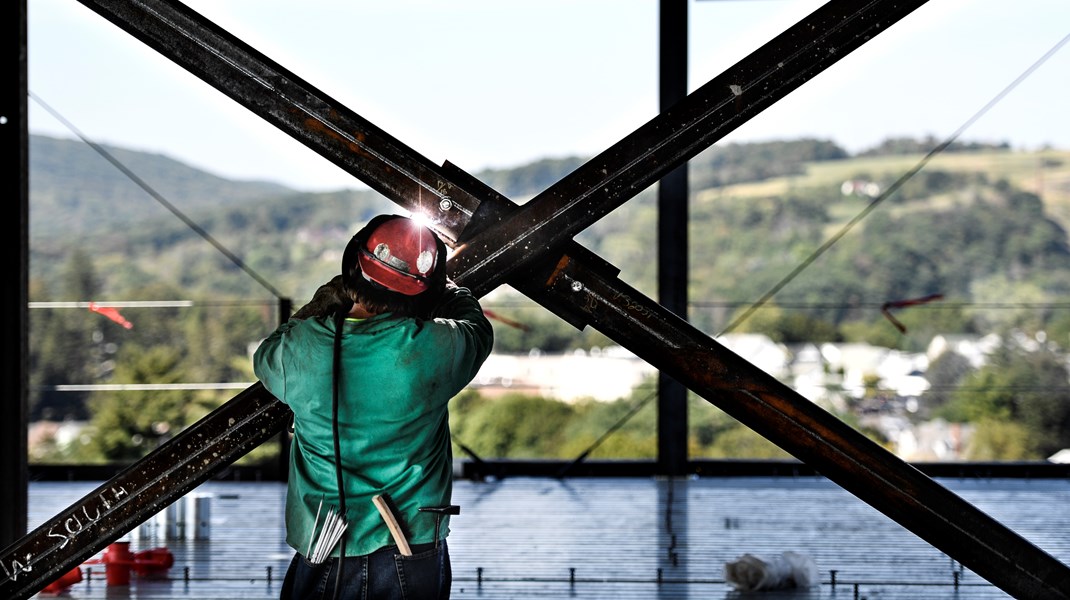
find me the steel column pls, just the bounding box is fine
[657,0,690,476]
[1,0,30,550]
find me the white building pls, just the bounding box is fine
[926,333,1001,368]
[820,343,930,399]
[474,346,657,402]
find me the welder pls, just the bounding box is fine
[253,214,493,599]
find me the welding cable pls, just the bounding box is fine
[717,30,1070,337]
[557,390,658,478]
[330,311,348,599]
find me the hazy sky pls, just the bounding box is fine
[28,0,1070,192]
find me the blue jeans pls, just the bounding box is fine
[280,541,451,599]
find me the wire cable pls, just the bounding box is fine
[330,312,348,598]
[29,91,286,299]
[717,31,1070,337]
[556,390,657,478]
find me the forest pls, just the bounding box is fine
[27,134,1070,464]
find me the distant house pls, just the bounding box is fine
[717,333,792,380]
[894,419,973,461]
[471,333,791,403]
[926,333,1001,368]
[820,343,929,399]
[787,342,847,411]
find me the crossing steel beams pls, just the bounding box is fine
[4,1,1070,598]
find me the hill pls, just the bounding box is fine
[30,135,295,238]
[25,134,1070,462]
[28,133,1070,342]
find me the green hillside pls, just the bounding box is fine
[30,134,1070,336]
[27,134,1070,463]
[30,134,295,237]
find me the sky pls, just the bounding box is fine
[27,0,1070,192]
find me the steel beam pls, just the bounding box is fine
[5,1,1069,598]
[447,0,932,296]
[541,252,1070,599]
[0,384,288,597]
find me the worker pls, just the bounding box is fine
[254,214,493,599]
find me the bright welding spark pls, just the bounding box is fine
[407,211,433,230]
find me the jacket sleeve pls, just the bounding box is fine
[430,285,494,381]
[252,319,301,401]
[291,275,353,320]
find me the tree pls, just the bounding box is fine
[965,419,1035,460]
[29,250,116,421]
[487,301,612,354]
[921,351,974,419]
[939,338,1070,458]
[82,344,215,462]
[689,396,793,459]
[722,301,840,344]
[450,393,577,458]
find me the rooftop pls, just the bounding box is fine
[29,474,1070,599]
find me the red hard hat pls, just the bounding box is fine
[355,216,440,295]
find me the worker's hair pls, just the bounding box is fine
[345,269,446,319]
[342,215,448,319]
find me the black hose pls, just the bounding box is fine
[330,312,347,599]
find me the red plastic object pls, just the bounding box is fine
[40,567,83,594]
[103,541,134,585]
[131,547,175,576]
[84,542,175,586]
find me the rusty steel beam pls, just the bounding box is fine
[0,384,288,598]
[536,252,1070,599]
[72,0,482,244]
[4,0,1069,598]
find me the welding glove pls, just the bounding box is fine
[291,275,354,320]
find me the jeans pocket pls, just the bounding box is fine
[394,543,451,600]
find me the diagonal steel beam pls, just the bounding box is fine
[450,0,928,297]
[0,384,289,599]
[4,1,1068,598]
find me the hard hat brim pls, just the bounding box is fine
[357,248,430,296]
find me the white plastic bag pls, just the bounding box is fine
[724,551,819,591]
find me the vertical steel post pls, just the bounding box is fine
[1,0,30,549]
[657,0,689,476]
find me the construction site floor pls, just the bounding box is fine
[28,475,1070,599]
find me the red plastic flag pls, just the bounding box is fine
[88,302,134,329]
[880,293,943,333]
[482,309,529,331]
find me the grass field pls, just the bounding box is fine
[696,148,1070,229]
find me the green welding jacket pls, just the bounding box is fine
[253,286,493,557]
